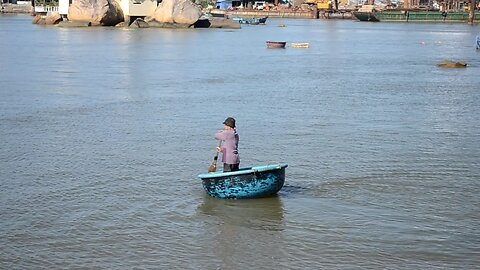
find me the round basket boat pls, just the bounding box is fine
[198,164,288,199]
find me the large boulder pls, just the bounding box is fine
[129,18,150,28]
[45,12,62,25]
[153,0,175,23]
[32,13,63,25]
[148,20,191,28]
[68,0,124,26]
[153,0,202,25]
[194,18,241,29]
[32,15,45,24]
[57,21,92,27]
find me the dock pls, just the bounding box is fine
[209,9,318,19]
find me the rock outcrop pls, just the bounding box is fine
[195,18,241,29]
[32,15,45,25]
[57,21,92,27]
[146,20,191,28]
[437,60,467,68]
[45,12,63,25]
[129,18,150,28]
[32,12,63,25]
[153,0,202,25]
[68,0,124,26]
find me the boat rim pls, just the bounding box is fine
[198,163,288,179]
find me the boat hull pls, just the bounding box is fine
[198,164,287,199]
[353,11,380,22]
[232,16,268,24]
[266,41,286,48]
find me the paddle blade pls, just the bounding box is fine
[208,141,222,173]
[208,163,217,173]
[208,155,218,173]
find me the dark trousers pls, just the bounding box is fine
[223,163,239,172]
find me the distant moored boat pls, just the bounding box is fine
[232,16,268,25]
[291,42,310,48]
[266,41,287,48]
[353,11,380,22]
[353,5,380,22]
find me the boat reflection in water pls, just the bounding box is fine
[197,195,284,231]
[196,196,285,267]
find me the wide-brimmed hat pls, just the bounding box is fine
[223,117,236,128]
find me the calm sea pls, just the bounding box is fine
[1,14,479,269]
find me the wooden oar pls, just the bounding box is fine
[208,141,222,173]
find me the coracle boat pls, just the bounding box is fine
[266,41,287,48]
[198,164,288,199]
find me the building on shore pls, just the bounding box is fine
[361,0,476,11]
[214,0,245,9]
[1,0,32,13]
[214,0,285,9]
[403,0,473,10]
[58,0,70,16]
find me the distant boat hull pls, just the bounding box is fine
[291,42,309,48]
[232,16,268,25]
[353,11,380,22]
[257,16,268,24]
[198,164,288,199]
[266,41,287,48]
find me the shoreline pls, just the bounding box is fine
[213,8,479,23]
[2,3,478,24]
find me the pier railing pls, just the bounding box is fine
[34,5,58,14]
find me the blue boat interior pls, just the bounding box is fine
[198,164,288,179]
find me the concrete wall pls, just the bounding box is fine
[120,0,157,17]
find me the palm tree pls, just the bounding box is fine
[468,0,476,25]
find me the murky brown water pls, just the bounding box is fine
[1,15,479,269]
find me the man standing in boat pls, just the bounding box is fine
[215,117,240,172]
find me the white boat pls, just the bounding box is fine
[291,42,310,48]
